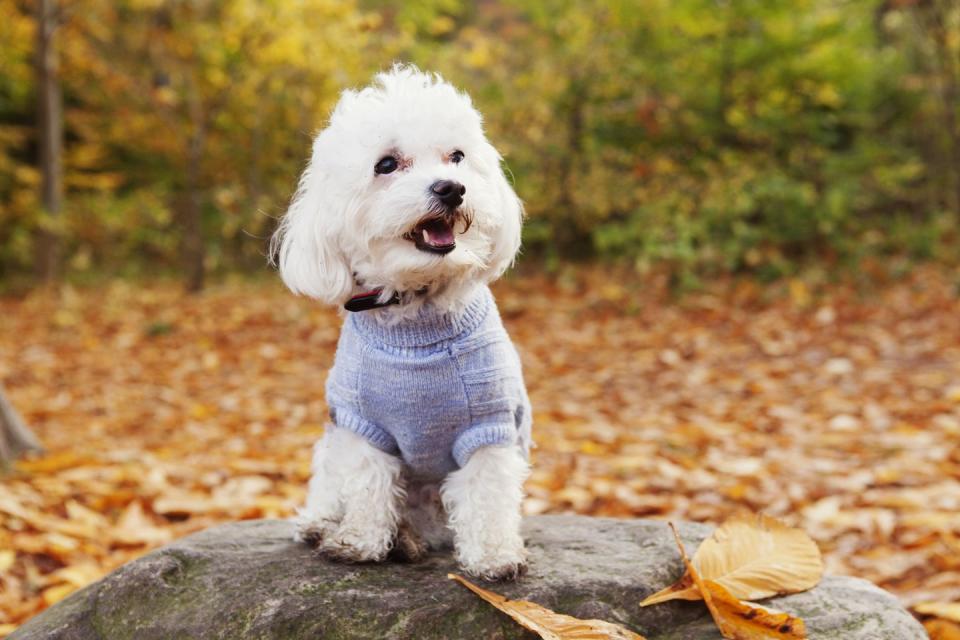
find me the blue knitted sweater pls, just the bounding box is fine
[326,286,532,480]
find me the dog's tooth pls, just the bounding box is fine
[423,229,430,243]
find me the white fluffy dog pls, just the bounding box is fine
[271,65,532,581]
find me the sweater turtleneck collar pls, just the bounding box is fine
[346,285,493,348]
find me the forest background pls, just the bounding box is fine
[2,0,959,289]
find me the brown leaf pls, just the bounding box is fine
[642,514,822,606]
[668,523,807,640]
[448,573,647,640]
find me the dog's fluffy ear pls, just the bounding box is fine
[270,133,354,305]
[484,145,524,282]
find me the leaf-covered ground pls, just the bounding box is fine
[1,268,958,635]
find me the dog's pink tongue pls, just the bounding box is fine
[422,219,455,247]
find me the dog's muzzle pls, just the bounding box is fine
[404,181,470,255]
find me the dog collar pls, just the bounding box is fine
[344,288,401,313]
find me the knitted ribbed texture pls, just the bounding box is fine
[326,286,532,480]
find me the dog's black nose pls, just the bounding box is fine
[430,180,466,208]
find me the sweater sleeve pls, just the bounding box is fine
[326,324,399,455]
[452,326,528,467]
[515,373,533,459]
[452,423,518,468]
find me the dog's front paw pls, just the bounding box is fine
[459,539,528,581]
[319,525,394,563]
[294,513,338,548]
[452,517,528,580]
[462,554,528,582]
[389,523,429,563]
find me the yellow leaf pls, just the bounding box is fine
[788,279,810,307]
[14,451,89,473]
[65,500,110,530]
[0,549,15,572]
[701,580,806,640]
[448,573,647,640]
[41,583,77,606]
[916,602,960,623]
[668,524,807,640]
[47,563,103,588]
[814,84,841,108]
[41,532,81,560]
[112,501,172,547]
[52,309,80,328]
[642,514,822,606]
[947,386,960,403]
[639,569,696,606]
[925,618,960,640]
[152,491,215,516]
[189,402,214,419]
[429,15,455,36]
[465,40,492,69]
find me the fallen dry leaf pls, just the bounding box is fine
[2,268,960,633]
[926,619,960,640]
[448,573,646,640]
[700,581,808,640]
[40,583,76,607]
[916,602,960,623]
[45,563,103,589]
[0,550,14,573]
[642,514,823,606]
[152,492,219,516]
[669,523,807,640]
[111,501,172,547]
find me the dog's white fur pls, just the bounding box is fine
[273,65,530,580]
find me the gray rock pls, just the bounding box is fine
[10,515,925,640]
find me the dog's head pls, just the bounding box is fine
[272,65,523,311]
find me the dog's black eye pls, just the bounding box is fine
[450,150,465,164]
[375,156,399,175]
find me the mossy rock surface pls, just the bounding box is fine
[10,515,925,639]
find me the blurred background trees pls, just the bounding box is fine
[0,0,957,291]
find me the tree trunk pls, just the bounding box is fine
[182,77,207,294]
[715,3,738,148]
[929,1,960,215]
[35,0,63,283]
[914,0,960,215]
[182,132,206,293]
[0,386,42,467]
[555,78,588,256]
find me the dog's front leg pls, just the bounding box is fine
[442,444,529,581]
[294,429,347,546]
[299,427,403,562]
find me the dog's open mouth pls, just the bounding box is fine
[405,217,458,255]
